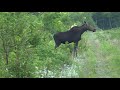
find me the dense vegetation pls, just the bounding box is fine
[0,12,120,78]
[92,12,120,29]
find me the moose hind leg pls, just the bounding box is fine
[75,47,78,57]
[73,46,77,57]
[55,41,61,49]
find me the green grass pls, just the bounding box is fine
[78,29,120,78]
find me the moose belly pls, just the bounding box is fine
[60,35,81,43]
[60,39,75,44]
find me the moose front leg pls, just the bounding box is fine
[73,42,78,57]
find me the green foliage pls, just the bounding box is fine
[0,12,41,77]
[6,48,36,78]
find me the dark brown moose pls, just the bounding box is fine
[53,21,96,57]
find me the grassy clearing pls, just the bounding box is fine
[77,29,120,78]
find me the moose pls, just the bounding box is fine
[53,21,96,57]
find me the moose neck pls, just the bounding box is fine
[78,25,87,35]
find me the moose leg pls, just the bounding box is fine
[55,41,61,49]
[74,42,78,57]
[55,44,60,49]
[53,36,61,49]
